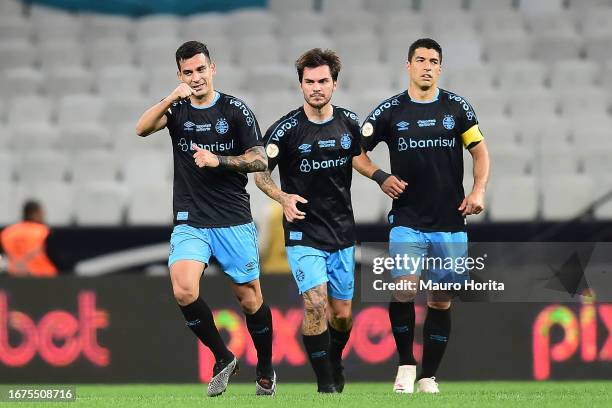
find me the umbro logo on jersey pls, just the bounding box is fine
[298,144,312,154]
[183,121,196,131]
[396,121,410,131]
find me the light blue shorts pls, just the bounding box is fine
[389,226,468,284]
[168,223,260,284]
[285,245,355,301]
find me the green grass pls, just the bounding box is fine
[9,382,612,408]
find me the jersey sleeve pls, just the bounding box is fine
[262,118,286,171]
[344,109,363,157]
[228,98,263,152]
[163,100,179,133]
[451,94,484,149]
[359,100,393,151]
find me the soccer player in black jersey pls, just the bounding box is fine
[135,41,275,397]
[355,38,490,393]
[254,49,366,393]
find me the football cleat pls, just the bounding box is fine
[393,365,416,394]
[416,376,440,394]
[207,355,239,397]
[255,370,276,396]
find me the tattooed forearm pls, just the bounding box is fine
[216,146,268,173]
[302,284,328,335]
[254,170,286,204]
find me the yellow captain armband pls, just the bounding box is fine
[461,124,484,148]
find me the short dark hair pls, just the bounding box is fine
[408,38,443,64]
[175,41,211,69]
[295,48,341,83]
[23,200,41,221]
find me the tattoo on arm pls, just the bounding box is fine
[217,146,267,173]
[254,169,285,204]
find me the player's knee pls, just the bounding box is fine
[331,311,352,331]
[303,296,327,316]
[239,297,261,314]
[392,289,417,303]
[173,285,199,306]
[427,300,451,310]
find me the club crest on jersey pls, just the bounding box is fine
[396,121,410,131]
[341,134,352,149]
[298,143,312,154]
[443,115,455,130]
[215,118,229,134]
[361,122,374,137]
[266,143,279,158]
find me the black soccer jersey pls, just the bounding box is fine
[164,91,262,227]
[360,88,484,232]
[264,106,362,251]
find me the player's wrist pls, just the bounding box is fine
[371,169,391,186]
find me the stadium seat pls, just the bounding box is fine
[136,39,181,72]
[418,0,464,14]
[146,67,181,99]
[279,11,328,39]
[569,0,612,9]
[17,149,70,185]
[33,13,81,43]
[57,123,112,152]
[268,0,314,14]
[437,38,483,70]
[344,63,393,91]
[122,150,173,187]
[57,94,104,126]
[181,13,229,39]
[44,66,94,97]
[0,68,41,98]
[37,40,86,70]
[497,61,547,90]
[102,96,150,124]
[518,0,565,16]
[351,176,388,223]
[74,182,128,226]
[446,67,496,97]
[0,0,23,16]
[133,15,181,43]
[488,176,539,221]
[506,90,558,118]
[80,13,133,43]
[541,176,595,220]
[431,13,478,39]
[235,35,282,65]
[0,182,21,225]
[549,60,600,90]
[283,34,336,64]
[478,9,526,37]
[0,16,32,42]
[244,64,295,93]
[0,40,36,70]
[126,184,173,226]
[493,144,535,175]
[227,9,278,39]
[540,149,581,179]
[584,33,612,62]
[582,146,612,177]
[526,12,577,36]
[483,33,532,63]
[322,0,368,14]
[7,96,54,125]
[213,63,248,95]
[0,152,15,182]
[469,0,515,12]
[466,90,508,119]
[334,33,381,64]
[365,0,413,13]
[557,88,610,117]
[477,116,519,150]
[573,121,612,149]
[9,123,60,151]
[96,65,144,96]
[326,10,375,36]
[16,181,75,226]
[577,8,612,36]
[71,150,119,184]
[533,33,583,62]
[87,39,135,71]
[251,91,302,131]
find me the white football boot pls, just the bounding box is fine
[415,376,440,393]
[393,365,416,393]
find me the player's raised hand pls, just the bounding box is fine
[192,144,220,168]
[458,191,485,216]
[169,83,195,102]
[281,193,308,222]
[381,176,408,200]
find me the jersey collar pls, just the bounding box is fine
[190,91,220,110]
[407,88,440,104]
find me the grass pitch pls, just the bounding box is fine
[13,382,612,408]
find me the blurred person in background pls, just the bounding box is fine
[356,38,490,394]
[135,41,275,397]
[0,200,59,277]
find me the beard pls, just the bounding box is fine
[305,93,331,110]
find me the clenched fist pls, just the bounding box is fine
[168,83,195,102]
